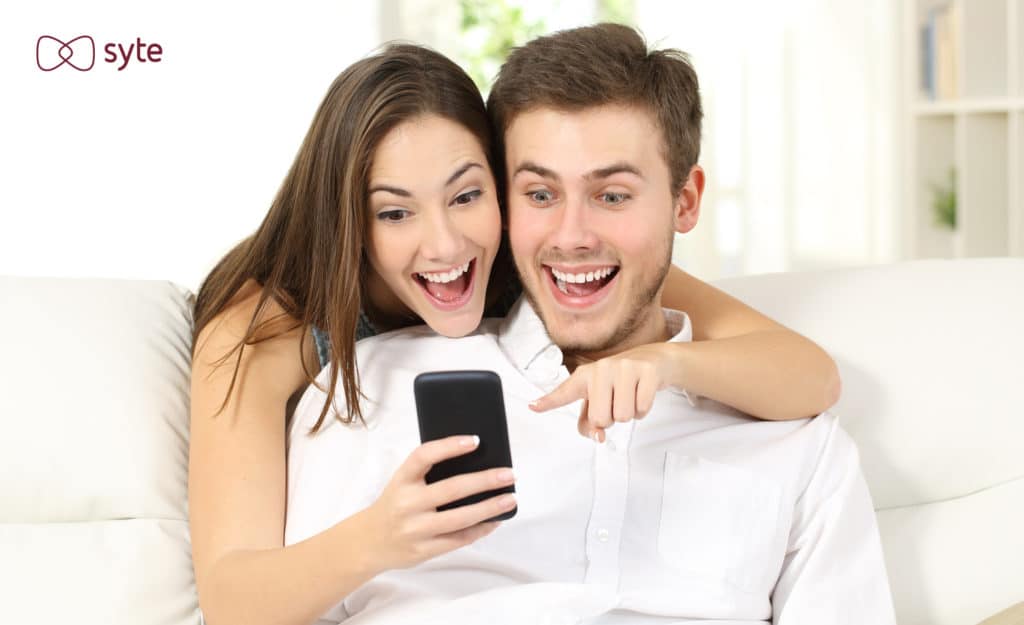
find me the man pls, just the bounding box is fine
[285,24,895,624]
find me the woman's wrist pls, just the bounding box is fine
[326,508,385,586]
[661,341,696,393]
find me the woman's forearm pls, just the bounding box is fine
[669,329,841,421]
[198,510,377,625]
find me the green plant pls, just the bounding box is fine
[929,168,957,230]
[457,0,548,92]
[596,0,636,24]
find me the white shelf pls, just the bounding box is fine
[914,98,1024,115]
[904,0,1023,259]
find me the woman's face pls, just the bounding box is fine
[365,114,502,338]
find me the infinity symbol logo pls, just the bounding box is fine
[36,35,96,71]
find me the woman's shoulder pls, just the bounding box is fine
[193,279,319,402]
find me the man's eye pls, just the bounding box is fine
[453,190,482,206]
[601,192,630,205]
[377,209,410,223]
[527,190,553,204]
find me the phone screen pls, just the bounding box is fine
[414,370,516,520]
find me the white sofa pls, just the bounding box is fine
[1,258,1021,625]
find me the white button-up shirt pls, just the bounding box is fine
[285,298,895,624]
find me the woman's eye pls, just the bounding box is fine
[376,209,410,223]
[527,189,554,204]
[452,189,482,206]
[600,191,630,205]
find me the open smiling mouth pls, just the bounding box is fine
[545,264,620,307]
[413,258,476,311]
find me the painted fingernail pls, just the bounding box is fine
[498,494,516,508]
[460,435,480,447]
[496,468,515,483]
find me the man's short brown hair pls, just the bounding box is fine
[487,23,703,195]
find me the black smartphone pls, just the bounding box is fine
[413,370,516,521]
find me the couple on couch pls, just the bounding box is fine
[189,23,895,625]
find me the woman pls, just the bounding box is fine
[189,44,840,625]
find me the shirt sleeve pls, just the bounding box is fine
[771,418,897,624]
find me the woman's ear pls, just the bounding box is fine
[674,164,704,234]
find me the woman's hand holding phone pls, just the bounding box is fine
[360,435,516,573]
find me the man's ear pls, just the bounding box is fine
[673,164,704,234]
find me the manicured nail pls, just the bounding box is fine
[496,468,515,483]
[460,435,480,447]
[591,431,601,443]
[498,494,516,508]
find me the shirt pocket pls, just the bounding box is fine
[657,452,785,594]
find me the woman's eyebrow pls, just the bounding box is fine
[446,162,483,186]
[368,184,411,197]
[369,162,484,197]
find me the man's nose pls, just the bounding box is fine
[420,209,468,262]
[549,195,599,252]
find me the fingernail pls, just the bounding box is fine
[528,401,540,410]
[497,468,514,482]
[460,435,480,447]
[498,494,516,508]
[591,431,601,443]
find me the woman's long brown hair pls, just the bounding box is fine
[191,44,501,432]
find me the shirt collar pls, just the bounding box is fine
[497,296,693,372]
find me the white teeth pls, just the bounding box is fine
[550,267,615,284]
[418,261,470,283]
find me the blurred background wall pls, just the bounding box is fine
[2,0,1018,293]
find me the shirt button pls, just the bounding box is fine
[596,528,610,543]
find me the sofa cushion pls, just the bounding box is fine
[0,276,200,625]
[715,258,1024,625]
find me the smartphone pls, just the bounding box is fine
[413,370,517,521]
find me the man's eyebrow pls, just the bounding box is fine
[586,162,643,180]
[446,162,483,186]
[513,161,560,181]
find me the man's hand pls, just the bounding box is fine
[529,343,682,442]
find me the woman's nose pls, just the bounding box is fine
[420,209,468,263]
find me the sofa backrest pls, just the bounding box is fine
[0,276,200,625]
[716,258,1024,625]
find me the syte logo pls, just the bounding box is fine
[36,35,163,72]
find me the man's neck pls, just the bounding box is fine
[563,305,670,371]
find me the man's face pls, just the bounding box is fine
[505,105,698,356]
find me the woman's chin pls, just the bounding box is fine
[421,304,484,338]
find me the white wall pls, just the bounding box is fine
[1,0,905,291]
[0,0,379,294]
[637,0,903,279]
